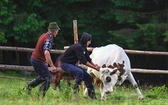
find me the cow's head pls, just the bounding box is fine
[99,61,125,94]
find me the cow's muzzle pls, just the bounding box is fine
[105,91,111,94]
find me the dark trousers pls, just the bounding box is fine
[29,57,52,94]
[60,62,94,89]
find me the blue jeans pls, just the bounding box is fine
[60,62,94,89]
[30,57,52,92]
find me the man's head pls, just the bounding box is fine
[48,22,60,37]
[79,32,92,47]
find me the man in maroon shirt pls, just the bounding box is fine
[25,22,60,97]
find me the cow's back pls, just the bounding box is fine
[90,44,131,71]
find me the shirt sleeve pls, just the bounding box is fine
[85,50,92,63]
[44,39,52,52]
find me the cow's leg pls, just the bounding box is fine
[52,72,62,90]
[127,72,144,100]
[66,74,74,86]
[100,83,106,100]
[52,73,57,90]
[84,88,88,97]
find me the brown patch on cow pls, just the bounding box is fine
[118,75,122,81]
[102,64,106,68]
[52,55,75,90]
[112,61,125,75]
[82,73,103,91]
[91,73,103,87]
[113,62,117,67]
[108,65,114,69]
[110,68,118,75]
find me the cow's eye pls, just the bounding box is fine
[106,76,111,82]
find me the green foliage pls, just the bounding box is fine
[0,0,16,24]
[0,0,168,51]
[12,13,46,43]
[1,75,168,105]
[136,23,168,51]
[59,79,73,101]
[0,32,7,43]
[0,0,16,43]
[163,31,168,42]
[108,29,138,48]
[109,0,145,9]
[146,85,168,99]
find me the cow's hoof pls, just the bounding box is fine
[73,83,79,94]
[52,86,56,90]
[100,98,106,101]
[139,96,144,100]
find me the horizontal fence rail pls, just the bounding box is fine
[1,46,168,55]
[0,46,65,54]
[0,64,168,74]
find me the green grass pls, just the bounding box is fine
[0,71,168,105]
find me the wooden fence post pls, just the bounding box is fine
[73,20,78,44]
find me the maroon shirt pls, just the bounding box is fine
[31,32,53,63]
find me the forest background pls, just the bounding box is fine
[0,0,168,84]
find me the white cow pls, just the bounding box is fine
[84,44,144,100]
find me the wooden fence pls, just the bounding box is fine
[1,20,168,74]
[0,45,168,74]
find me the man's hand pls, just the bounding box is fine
[50,66,57,72]
[94,64,100,71]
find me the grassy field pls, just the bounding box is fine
[0,71,168,105]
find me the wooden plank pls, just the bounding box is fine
[0,46,65,54]
[131,68,168,74]
[0,64,64,73]
[64,46,168,56]
[124,49,168,55]
[1,46,168,55]
[1,64,168,74]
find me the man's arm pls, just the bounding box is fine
[86,61,100,71]
[44,50,56,72]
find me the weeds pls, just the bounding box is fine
[1,71,168,105]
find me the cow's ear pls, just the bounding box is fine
[110,68,118,75]
[118,61,125,67]
[108,65,114,69]
[102,64,106,68]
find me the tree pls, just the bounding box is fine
[1,0,168,51]
[0,0,16,43]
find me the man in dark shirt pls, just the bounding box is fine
[60,32,100,99]
[25,22,60,97]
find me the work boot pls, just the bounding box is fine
[24,79,40,94]
[39,90,46,98]
[73,83,79,94]
[23,85,31,94]
[39,82,50,97]
[88,88,97,99]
